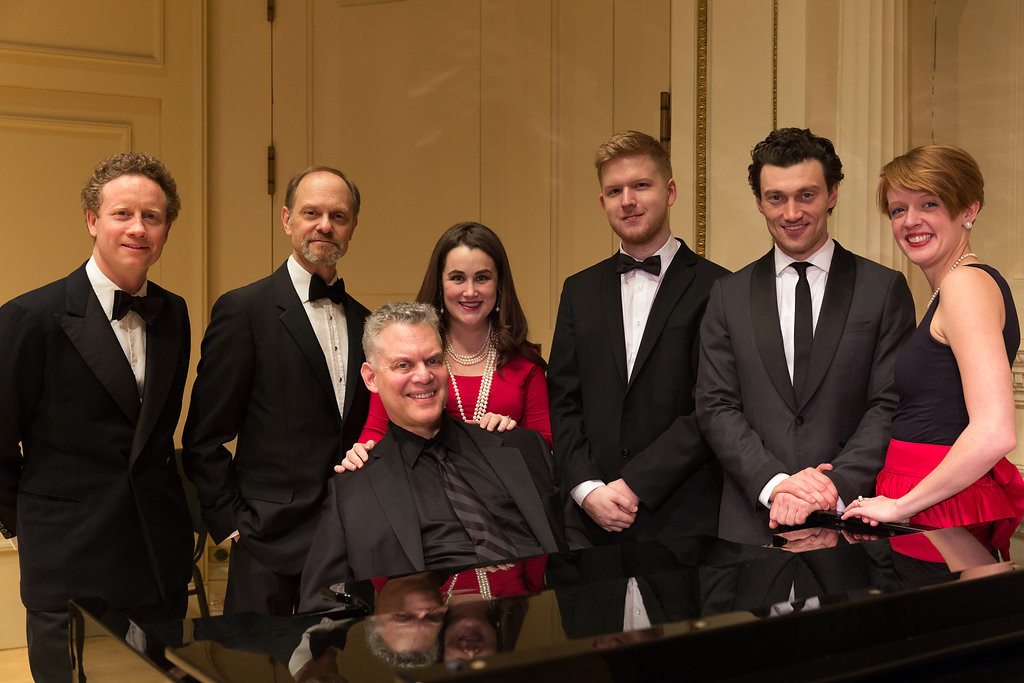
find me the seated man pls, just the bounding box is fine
[300,302,564,611]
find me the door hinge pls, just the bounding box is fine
[267,145,276,196]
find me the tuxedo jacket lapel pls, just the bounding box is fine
[629,239,697,389]
[750,251,797,412]
[599,260,629,387]
[131,285,181,464]
[367,440,424,570]
[58,266,140,425]
[799,242,855,410]
[273,266,338,411]
[463,428,559,553]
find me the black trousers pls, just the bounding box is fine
[27,588,186,683]
[224,539,301,615]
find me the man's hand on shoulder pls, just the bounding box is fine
[581,481,638,533]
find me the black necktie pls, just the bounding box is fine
[423,440,517,563]
[308,275,346,304]
[111,290,163,325]
[615,253,661,276]
[791,262,813,400]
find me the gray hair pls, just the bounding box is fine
[363,618,440,668]
[362,301,441,364]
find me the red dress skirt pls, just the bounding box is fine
[878,439,1024,560]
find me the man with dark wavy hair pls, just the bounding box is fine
[0,151,193,682]
[696,128,915,543]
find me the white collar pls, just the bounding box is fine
[773,237,835,277]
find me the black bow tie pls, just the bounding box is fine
[111,290,163,325]
[616,253,661,276]
[309,275,346,305]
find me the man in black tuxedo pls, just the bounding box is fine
[299,302,564,612]
[0,152,193,682]
[547,130,729,546]
[184,166,371,615]
[695,128,915,544]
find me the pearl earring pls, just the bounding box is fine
[965,221,973,229]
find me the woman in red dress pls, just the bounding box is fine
[338,222,551,472]
[843,146,1024,553]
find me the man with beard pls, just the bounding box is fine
[184,166,371,615]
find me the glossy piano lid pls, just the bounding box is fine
[70,516,1024,682]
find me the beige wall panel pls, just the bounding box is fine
[613,0,670,135]
[553,0,614,335]
[776,0,808,129]
[705,0,774,271]
[206,2,273,306]
[280,0,483,308]
[803,0,840,140]
[0,116,129,301]
[0,0,162,63]
[481,0,555,349]
[0,84,162,295]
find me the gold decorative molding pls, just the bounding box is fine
[0,0,164,66]
[771,0,778,130]
[694,0,708,257]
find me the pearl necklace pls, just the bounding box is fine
[927,252,978,308]
[444,323,492,365]
[446,342,496,423]
[444,567,494,604]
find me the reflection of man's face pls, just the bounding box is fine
[443,602,497,663]
[374,574,446,655]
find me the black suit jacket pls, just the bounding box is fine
[0,264,193,611]
[696,243,916,544]
[298,422,566,612]
[548,238,729,544]
[183,261,370,575]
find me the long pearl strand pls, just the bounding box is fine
[927,251,978,309]
[446,338,496,423]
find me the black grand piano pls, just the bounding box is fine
[69,514,1024,681]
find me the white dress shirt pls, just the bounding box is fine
[759,239,845,511]
[86,256,148,397]
[572,235,680,507]
[286,256,349,416]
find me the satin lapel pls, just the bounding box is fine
[58,267,140,425]
[340,295,365,421]
[599,258,629,387]
[750,251,797,412]
[462,429,559,553]
[799,242,855,410]
[366,439,424,570]
[628,239,697,390]
[130,286,180,464]
[273,265,337,409]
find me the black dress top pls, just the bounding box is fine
[891,264,1020,445]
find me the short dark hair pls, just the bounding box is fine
[748,128,844,203]
[283,166,361,217]
[81,151,181,223]
[416,222,544,370]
